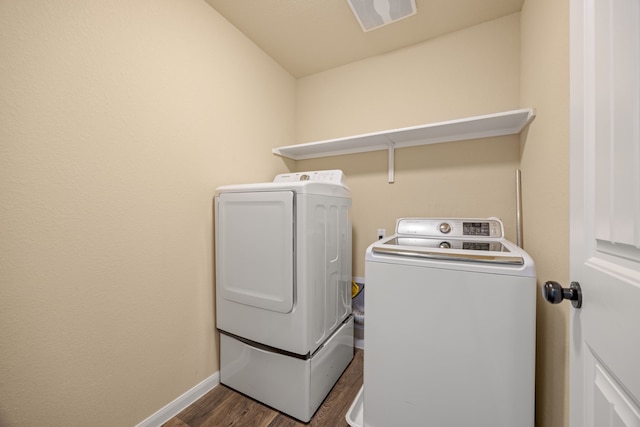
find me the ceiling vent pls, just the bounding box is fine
[347,0,417,32]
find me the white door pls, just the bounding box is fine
[568,0,640,425]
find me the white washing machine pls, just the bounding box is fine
[215,170,354,422]
[347,217,536,427]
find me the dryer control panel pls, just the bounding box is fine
[395,218,504,239]
[273,170,345,184]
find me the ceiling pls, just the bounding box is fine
[204,0,525,78]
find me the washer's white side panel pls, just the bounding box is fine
[216,191,294,313]
[363,261,536,427]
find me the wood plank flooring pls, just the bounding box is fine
[164,349,363,427]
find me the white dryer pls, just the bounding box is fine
[215,170,354,422]
[347,217,536,427]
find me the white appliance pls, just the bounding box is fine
[215,170,354,422]
[347,217,536,427]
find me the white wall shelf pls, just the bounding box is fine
[273,108,536,182]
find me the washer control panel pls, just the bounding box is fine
[395,218,504,239]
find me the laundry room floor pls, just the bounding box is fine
[163,348,363,427]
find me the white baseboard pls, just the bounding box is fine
[136,371,220,427]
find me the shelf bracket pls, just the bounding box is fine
[386,139,395,183]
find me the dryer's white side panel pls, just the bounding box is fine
[298,194,352,350]
[341,203,353,320]
[216,191,294,314]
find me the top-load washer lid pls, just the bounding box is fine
[371,218,525,265]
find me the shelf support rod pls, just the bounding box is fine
[515,168,523,248]
[386,139,395,183]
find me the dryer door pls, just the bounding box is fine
[216,191,294,313]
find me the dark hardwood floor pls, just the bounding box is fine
[164,349,363,427]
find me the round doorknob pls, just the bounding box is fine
[542,281,582,309]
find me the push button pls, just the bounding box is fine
[439,223,451,234]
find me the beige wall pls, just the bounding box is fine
[0,1,294,425]
[295,13,522,277]
[520,0,570,426]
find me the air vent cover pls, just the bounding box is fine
[347,0,417,32]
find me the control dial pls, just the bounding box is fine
[439,223,451,234]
